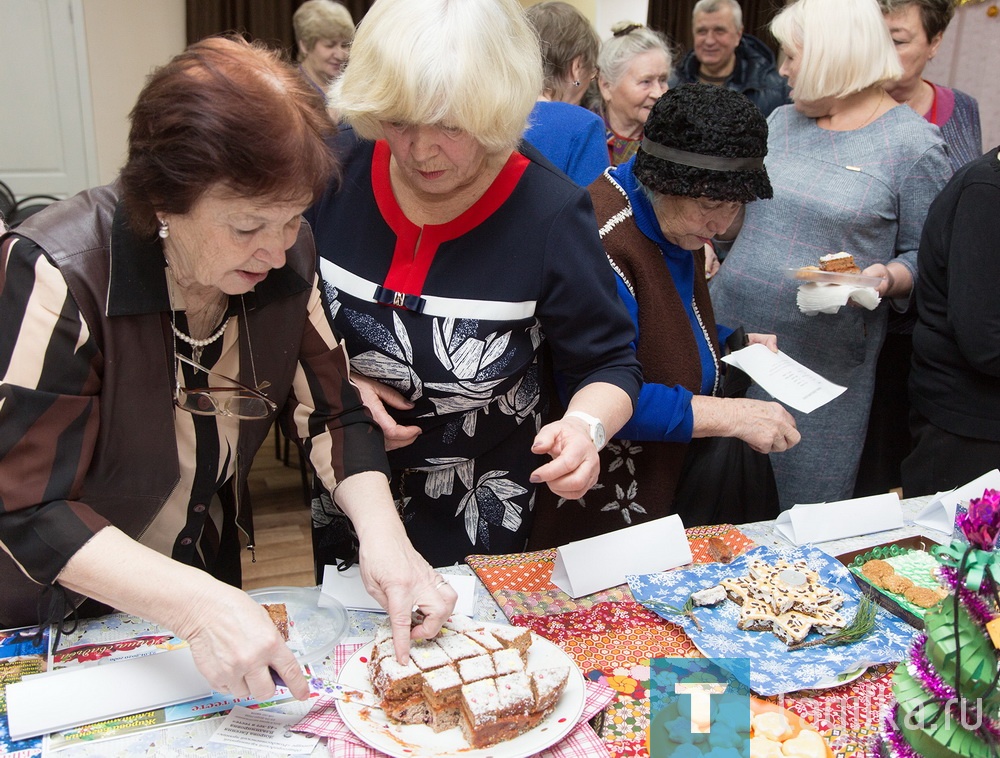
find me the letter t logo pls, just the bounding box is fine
[674,681,728,733]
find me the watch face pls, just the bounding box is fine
[594,423,607,449]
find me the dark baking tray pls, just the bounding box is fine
[836,536,944,630]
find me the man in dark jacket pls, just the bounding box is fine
[669,0,791,117]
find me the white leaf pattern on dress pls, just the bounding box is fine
[417,458,475,499]
[424,380,507,414]
[459,488,479,543]
[432,319,454,372]
[352,350,422,399]
[425,468,454,499]
[451,338,488,380]
[393,310,413,365]
[455,468,527,547]
[528,321,542,350]
[462,410,477,437]
[480,331,510,367]
[325,285,342,320]
[345,307,424,400]
[496,372,539,423]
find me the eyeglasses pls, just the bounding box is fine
[174,352,277,420]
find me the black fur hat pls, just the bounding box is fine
[634,83,772,203]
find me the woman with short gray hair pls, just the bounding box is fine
[596,22,673,165]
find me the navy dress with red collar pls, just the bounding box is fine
[307,130,640,565]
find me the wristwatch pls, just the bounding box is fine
[565,411,607,451]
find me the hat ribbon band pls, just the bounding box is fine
[640,139,764,171]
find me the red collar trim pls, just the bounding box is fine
[370,140,529,303]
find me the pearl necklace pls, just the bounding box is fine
[165,270,230,364]
[171,319,229,348]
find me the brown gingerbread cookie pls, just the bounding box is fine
[861,559,893,582]
[880,574,914,594]
[904,586,945,608]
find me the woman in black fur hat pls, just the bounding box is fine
[530,84,799,547]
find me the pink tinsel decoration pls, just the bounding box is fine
[910,625,1000,741]
[938,565,996,625]
[910,634,955,700]
[882,704,921,758]
[957,488,1000,550]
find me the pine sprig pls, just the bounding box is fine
[787,595,877,650]
[644,595,703,631]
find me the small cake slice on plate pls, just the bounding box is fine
[818,252,861,274]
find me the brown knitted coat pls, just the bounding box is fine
[528,173,721,548]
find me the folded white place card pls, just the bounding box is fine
[774,493,904,546]
[550,514,693,598]
[5,646,212,741]
[913,469,1000,534]
[720,344,846,413]
[321,565,476,617]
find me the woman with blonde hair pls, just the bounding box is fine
[307,0,641,566]
[292,0,354,99]
[708,0,952,509]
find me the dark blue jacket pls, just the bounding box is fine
[670,34,791,117]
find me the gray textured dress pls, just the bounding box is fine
[710,104,951,510]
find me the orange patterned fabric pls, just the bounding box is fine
[465,525,884,758]
[465,526,752,758]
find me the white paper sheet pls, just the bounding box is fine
[550,514,693,598]
[774,493,904,546]
[208,705,319,755]
[913,469,1000,534]
[720,344,846,413]
[320,565,476,617]
[5,646,213,741]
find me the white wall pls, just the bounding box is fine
[595,0,649,38]
[82,1,186,184]
[518,0,650,41]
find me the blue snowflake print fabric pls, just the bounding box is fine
[627,545,917,695]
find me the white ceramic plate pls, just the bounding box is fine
[784,267,883,287]
[247,586,348,664]
[335,625,586,758]
[795,665,868,692]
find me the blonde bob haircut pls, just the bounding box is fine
[771,0,902,102]
[293,0,354,60]
[330,0,542,155]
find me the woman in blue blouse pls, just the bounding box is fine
[530,85,799,547]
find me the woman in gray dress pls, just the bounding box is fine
[709,0,951,509]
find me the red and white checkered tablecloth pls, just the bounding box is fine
[292,642,613,758]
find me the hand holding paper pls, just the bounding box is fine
[721,344,846,413]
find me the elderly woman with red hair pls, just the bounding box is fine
[0,37,452,703]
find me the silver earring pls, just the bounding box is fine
[574,80,581,87]
[158,218,169,239]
